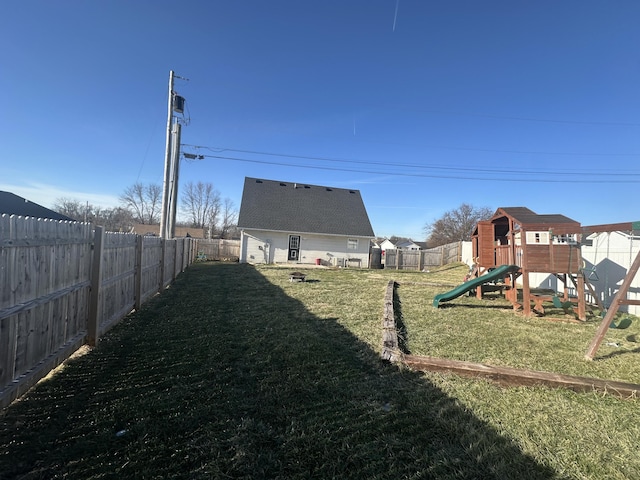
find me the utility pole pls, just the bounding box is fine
[159,70,175,239]
[168,122,182,238]
[159,71,187,239]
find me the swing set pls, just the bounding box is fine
[581,222,640,360]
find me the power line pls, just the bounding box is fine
[188,152,640,184]
[181,144,640,179]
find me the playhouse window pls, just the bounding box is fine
[526,231,550,245]
[553,234,576,245]
[347,238,358,250]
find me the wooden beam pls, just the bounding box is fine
[403,355,640,399]
[585,249,640,360]
[381,280,400,362]
[620,299,640,306]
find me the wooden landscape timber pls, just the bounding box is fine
[381,279,640,400]
[402,355,640,400]
[381,280,400,362]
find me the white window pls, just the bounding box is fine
[526,231,549,245]
[553,234,576,245]
[347,238,358,250]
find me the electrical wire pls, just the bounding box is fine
[181,144,640,179]
[186,152,640,184]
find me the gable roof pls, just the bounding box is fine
[396,239,420,249]
[237,177,374,237]
[494,207,578,227]
[0,191,74,221]
[477,206,580,236]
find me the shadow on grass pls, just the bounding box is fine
[0,263,559,479]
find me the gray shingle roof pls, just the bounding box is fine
[495,207,579,226]
[237,178,375,237]
[0,191,74,221]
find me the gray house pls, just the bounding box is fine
[237,177,375,267]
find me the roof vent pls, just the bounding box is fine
[349,190,356,194]
[326,188,332,192]
[280,183,287,186]
[304,185,310,189]
[255,179,263,183]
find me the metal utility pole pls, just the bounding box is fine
[159,71,188,239]
[168,122,182,239]
[159,70,175,239]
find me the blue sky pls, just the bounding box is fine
[2,1,640,240]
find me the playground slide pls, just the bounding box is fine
[433,264,520,307]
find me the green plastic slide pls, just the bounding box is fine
[433,264,520,307]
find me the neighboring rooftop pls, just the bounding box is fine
[237,177,374,237]
[0,191,74,221]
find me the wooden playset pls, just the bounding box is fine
[470,207,585,318]
[462,207,640,358]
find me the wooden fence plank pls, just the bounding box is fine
[87,226,104,347]
[1,219,194,408]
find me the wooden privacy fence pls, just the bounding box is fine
[0,215,195,408]
[194,238,240,261]
[384,241,463,270]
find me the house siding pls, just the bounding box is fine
[240,229,371,267]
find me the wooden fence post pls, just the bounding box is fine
[87,226,104,347]
[134,235,143,310]
[440,246,445,266]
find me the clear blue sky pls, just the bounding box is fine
[2,1,640,240]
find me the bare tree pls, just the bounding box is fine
[219,198,238,239]
[53,198,135,231]
[181,181,221,231]
[53,198,104,223]
[53,198,92,222]
[97,207,135,232]
[120,183,161,224]
[424,203,493,247]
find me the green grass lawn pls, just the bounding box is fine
[1,262,639,479]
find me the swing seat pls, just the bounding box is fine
[610,317,633,330]
[552,296,573,313]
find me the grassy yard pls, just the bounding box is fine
[1,262,639,479]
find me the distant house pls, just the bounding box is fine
[395,239,421,250]
[379,238,397,252]
[0,191,74,221]
[237,177,375,267]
